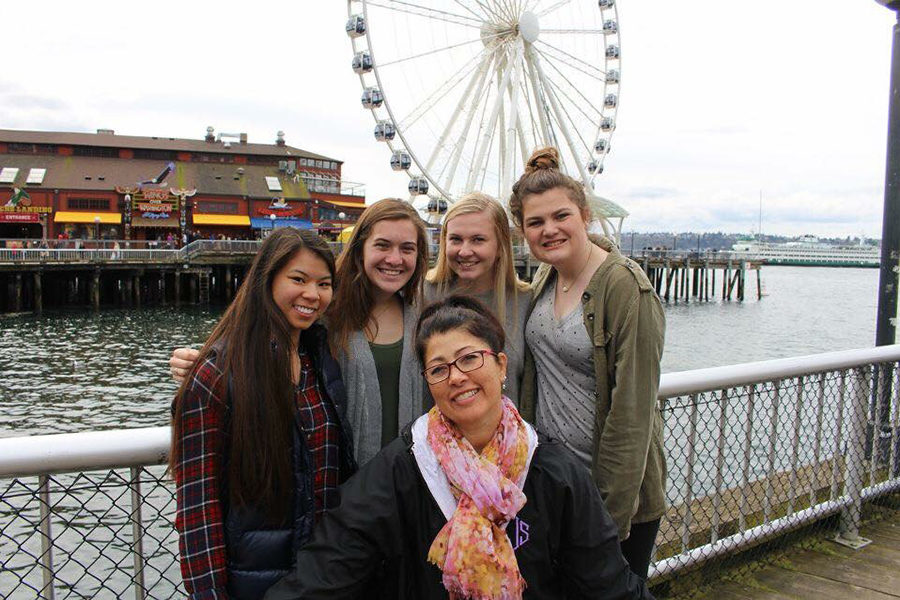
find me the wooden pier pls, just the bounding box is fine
[0,241,763,313]
[667,506,900,600]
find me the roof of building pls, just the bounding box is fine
[0,154,365,204]
[0,128,340,162]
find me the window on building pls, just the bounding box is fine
[196,201,239,214]
[247,155,277,165]
[265,176,282,192]
[0,167,19,184]
[69,198,111,210]
[10,143,59,154]
[26,168,46,184]
[73,146,119,158]
[132,149,177,161]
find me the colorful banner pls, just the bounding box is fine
[0,213,39,222]
[0,205,51,213]
[257,197,305,217]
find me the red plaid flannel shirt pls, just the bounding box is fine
[174,350,344,599]
[173,355,229,600]
[295,349,342,515]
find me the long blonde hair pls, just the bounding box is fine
[328,198,429,354]
[426,192,528,326]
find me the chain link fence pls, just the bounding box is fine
[1,352,899,599]
[0,467,182,599]
[651,361,900,596]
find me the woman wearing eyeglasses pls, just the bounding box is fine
[264,296,652,600]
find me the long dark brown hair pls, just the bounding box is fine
[169,227,335,519]
[327,198,428,354]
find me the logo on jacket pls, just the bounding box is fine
[510,517,530,550]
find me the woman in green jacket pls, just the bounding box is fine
[510,146,667,580]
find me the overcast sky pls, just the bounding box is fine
[2,1,895,237]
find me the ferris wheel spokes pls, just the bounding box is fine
[366,0,481,26]
[398,49,488,133]
[424,49,496,178]
[442,51,498,195]
[465,44,519,193]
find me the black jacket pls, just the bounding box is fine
[264,423,653,600]
[224,323,357,599]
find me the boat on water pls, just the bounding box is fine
[731,235,880,267]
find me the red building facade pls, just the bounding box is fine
[0,128,366,242]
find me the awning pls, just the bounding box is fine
[250,218,313,230]
[54,211,122,224]
[319,199,366,209]
[131,216,179,228]
[192,214,251,226]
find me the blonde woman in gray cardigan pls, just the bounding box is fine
[424,192,531,405]
[327,199,430,465]
[170,199,430,466]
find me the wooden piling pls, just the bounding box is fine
[664,264,674,301]
[92,270,100,310]
[174,271,181,307]
[225,266,233,300]
[189,274,197,305]
[757,268,762,301]
[133,273,141,308]
[34,271,42,312]
[13,274,22,312]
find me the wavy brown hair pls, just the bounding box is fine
[169,227,335,520]
[328,198,428,354]
[508,146,590,228]
[426,192,528,326]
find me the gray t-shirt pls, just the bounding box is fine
[525,283,596,468]
[425,280,530,405]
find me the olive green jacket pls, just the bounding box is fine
[520,236,667,541]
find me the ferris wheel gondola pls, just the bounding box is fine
[346,0,627,234]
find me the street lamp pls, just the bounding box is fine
[93,216,101,242]
[875,0,900,348]
[269,213,277,231]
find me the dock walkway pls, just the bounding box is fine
[685,508,900,600]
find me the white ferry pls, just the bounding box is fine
[731,236,880,267]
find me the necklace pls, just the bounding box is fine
[366,297,396,341]
[559,245,594,293]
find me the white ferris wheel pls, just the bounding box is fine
[346,0,627,235]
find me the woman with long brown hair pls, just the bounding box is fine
[511,147,667,580]
[327,198,430,464]
[170,228,356,599]
[425,191,531,403]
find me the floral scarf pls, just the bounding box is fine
[426,396,529,600]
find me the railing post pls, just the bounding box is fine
[836,366,873,548]
[129,467,147,600]
[38,474,55,600]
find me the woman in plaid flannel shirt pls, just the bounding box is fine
[170,228,356,600]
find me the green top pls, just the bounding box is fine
[369,338,404,446]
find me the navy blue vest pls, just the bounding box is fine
[220,324,356,599]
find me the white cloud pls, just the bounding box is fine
[1,1,895,236]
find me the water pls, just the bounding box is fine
[0,266,881,437]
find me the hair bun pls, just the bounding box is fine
[525,146,560,173]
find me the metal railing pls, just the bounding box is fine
[1,347,899,598]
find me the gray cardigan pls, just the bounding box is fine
[338,301,426,465]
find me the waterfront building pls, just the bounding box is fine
[0,127,366,242]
